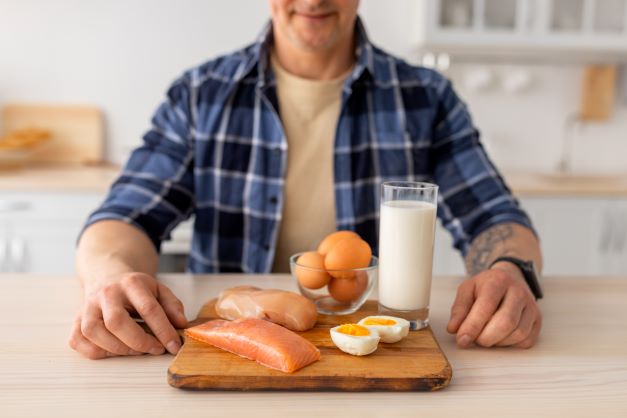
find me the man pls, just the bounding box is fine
[69,0,543,360]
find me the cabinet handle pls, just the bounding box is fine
[614,211,627,254]
[0,200,31,213]
[599,210,612,253]
[0,240,6,272]
[9,238,26,272]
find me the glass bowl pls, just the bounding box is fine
[289,252,378,315]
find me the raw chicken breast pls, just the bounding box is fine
[185,318,321,373]
[216,286,318,331]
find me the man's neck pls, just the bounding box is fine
[272,31,356,80]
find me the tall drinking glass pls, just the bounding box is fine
[378,181,438,330]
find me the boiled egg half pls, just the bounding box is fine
[357,316,410,343]
[330,324,380,356]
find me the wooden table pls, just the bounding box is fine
[1,274,626,418]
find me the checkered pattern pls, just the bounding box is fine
[84,18,533,273]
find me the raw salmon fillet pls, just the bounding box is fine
[185,318,321,373]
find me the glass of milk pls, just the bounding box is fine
[378,181,438,330]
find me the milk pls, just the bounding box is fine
[378,200,437,311]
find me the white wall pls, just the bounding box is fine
[0,0,269,160]
[448,64,627,175]
[1,0,626,173]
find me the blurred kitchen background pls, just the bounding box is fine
[1,0,626,276]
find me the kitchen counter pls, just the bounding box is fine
[1,274,625,418]
[0,165,627,197]
[504,171,627,197]
[1,165,627,196]
[0,164,119,192]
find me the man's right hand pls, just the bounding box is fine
[68,273,188,360]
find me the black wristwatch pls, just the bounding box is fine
[490,256,543,300]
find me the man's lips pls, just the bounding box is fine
[294,11,334,20]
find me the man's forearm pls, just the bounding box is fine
[464,223,543,276]
[76,220,159,289]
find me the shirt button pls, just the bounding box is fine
[269,196,278,204]
[263,244,271,251]
[273,147,281,155]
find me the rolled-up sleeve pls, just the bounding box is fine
[430,78,534,255]
[82,76,195,251]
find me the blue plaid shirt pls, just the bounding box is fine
[85,19,533,273]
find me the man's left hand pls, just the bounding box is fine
[446,263,542,349]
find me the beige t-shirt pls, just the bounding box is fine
[270,57,349,272]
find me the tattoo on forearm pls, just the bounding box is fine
[464,224,514,275]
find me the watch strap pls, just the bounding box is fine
[490,256,543,300]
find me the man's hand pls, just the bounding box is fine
[446,264,542,349]
[68,273,188,360]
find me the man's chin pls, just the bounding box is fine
[290,31,339,52]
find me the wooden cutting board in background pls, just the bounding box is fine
[168,300,452,391]
[579,66,617,122]
[1,104,104,164]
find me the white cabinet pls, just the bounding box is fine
[521,197,605,275]
[432,197,627,276]
[0,191,194,274]
[0,192,104,274]
[521,197,627,276]
[415,0,627,61]
[586,198,627,275]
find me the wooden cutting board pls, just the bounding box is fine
[1,104,104,164]
[167,300,452,391]
[579,65,617,121]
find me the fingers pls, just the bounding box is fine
[447,280,475,334]
[100,295,165,355]
[126,280,181,355]
[68,314,113,360]
[157,282,188,329]
[476,287,526,347]
[69,273,186,359]
[455,275,509,348]
[496,305,535,347]
[513,312,542,349]
[81,303,141,356]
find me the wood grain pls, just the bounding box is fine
[1,104,104,164]
[168,300,452,391]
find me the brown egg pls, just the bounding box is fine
[324,237,372,279]
[295,251,331,289]
[328,272,368,303]
[317,230,360,256]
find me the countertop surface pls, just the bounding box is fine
[504,171,627,197]
[0,164,119,193]
[1,274,625,418]
[2,165,627,196]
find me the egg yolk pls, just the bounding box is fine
[362,318,397,326]
[336,324,371,336]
